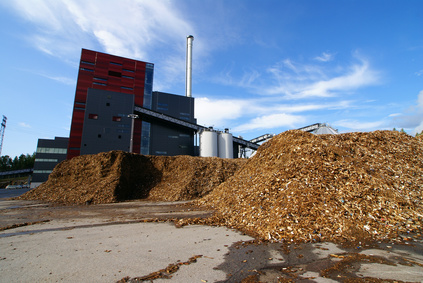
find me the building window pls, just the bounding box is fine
[116,129,130,133]
[93,82,106,86]
[36,147,67,154]
[112,116,122,122]
[121,86,133,90]
[98,134,102,138]
[35,158,58,162]
[155,151,167,155]
[94,77,107,81]
[110,62,122,66]
[123,69,134,73]
[33,170,53,174]
[80,67,94,72]
[168,135,179,139]
[106,103,110,106]
[157,102,168,111]
[88,114,98,120]
[118,135,122,139]
[81,60,95,65]
[122,75,134,79]
[108,70,121,77]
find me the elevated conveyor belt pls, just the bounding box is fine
[133,106,260,150]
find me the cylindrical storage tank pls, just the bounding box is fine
[200,130,218,157]
[218,132,233,159]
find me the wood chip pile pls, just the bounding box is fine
[193,130,423,244]
[18,151,245,204]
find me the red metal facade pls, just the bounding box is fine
[67,49,149,159]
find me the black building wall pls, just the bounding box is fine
[80,88,134,155]
[150,92,196,156]
[32,137,69,187]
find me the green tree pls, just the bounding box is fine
[0,153,35,172]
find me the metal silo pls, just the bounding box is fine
[218,129,233,159]
[199,128,218,157]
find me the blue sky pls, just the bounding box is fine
[0,0,422,158]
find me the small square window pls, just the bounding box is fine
[108,70,122,77]
[106,103,110,106]
[89,114,98,119]
[98,134,102,138]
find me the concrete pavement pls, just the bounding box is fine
[1,199,423,282]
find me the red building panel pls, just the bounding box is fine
[67,49,151,159]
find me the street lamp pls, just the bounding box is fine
[127,114,139,153]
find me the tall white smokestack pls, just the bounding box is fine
[185,35,194,97]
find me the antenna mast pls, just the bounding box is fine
[0,115,7,156]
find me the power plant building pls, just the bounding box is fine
[31,137,69,188]
[31,46,262,186]
[32,49,198,185]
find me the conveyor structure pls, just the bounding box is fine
[133,106,260,151]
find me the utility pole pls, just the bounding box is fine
[0,115,7,156]
[127,114,139,153]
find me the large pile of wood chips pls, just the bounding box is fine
[19,151,245,204]
[191,130,423,244]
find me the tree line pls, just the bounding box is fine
[0,153,35,172]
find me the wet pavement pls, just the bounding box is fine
[1,198,422,282]
[0,188,31,199]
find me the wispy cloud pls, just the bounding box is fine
[333,119,386,131]
[17,68,76,86]
[314,52,334,62]
[39,74,75,85]
[5,0,194,59]
[298,60,379,98]
[392,90,423,134]
[195,95,356,133]
[4,0,197,89]
[19,122,31,128]
[215,55,380,101]
[264,58,380,99]
[233,113,306,132]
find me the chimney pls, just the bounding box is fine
[185,35,194,97]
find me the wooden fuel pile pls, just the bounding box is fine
[19,152,245,204]
[189,130,423,244]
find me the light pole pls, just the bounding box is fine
[127,114,139,153]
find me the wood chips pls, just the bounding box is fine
[18,130,423,245]
[18,152,245,204]
[192,130,423,244]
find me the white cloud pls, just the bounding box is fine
[195,95,354,134]
[411,90,423,134]
[5,0,196,89]
[19,122,31,128]
[233,113,305,132]
[314,52,334,62]
[228,56,381,100]
[334,119,385,130]
[391,90,423,134]
[195,97,246,127]
[296,60,379,98]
